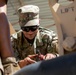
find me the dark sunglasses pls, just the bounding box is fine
[21,26,39,32]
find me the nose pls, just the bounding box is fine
[28,30,34,33]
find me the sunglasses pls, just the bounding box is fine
[21,26,39,32]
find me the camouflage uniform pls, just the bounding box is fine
[11,27,58,61]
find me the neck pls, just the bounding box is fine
[25,36,35,45]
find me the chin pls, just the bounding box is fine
[28,35,35,39]
[27,36,34,39]
[28,38,34,40]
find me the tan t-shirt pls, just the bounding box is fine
[49,0,76,55]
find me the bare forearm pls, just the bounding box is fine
[0,0,14,58]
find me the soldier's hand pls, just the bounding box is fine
[18,54,37,68]
[28,54,38,59]
[38,54,45,60]
[44,53,56,60]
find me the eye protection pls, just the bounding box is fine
[21,26,39,32]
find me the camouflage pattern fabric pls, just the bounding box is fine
[2,57,20,75]
[11,27,58,61]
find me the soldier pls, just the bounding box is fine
[11,5,59,68]
[0,0,20,75]
[14,0,76,75]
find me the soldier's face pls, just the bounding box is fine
[22,26,38,40]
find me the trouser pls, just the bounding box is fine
[14,52,76,75]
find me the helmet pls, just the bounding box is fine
[18,5,40,27]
